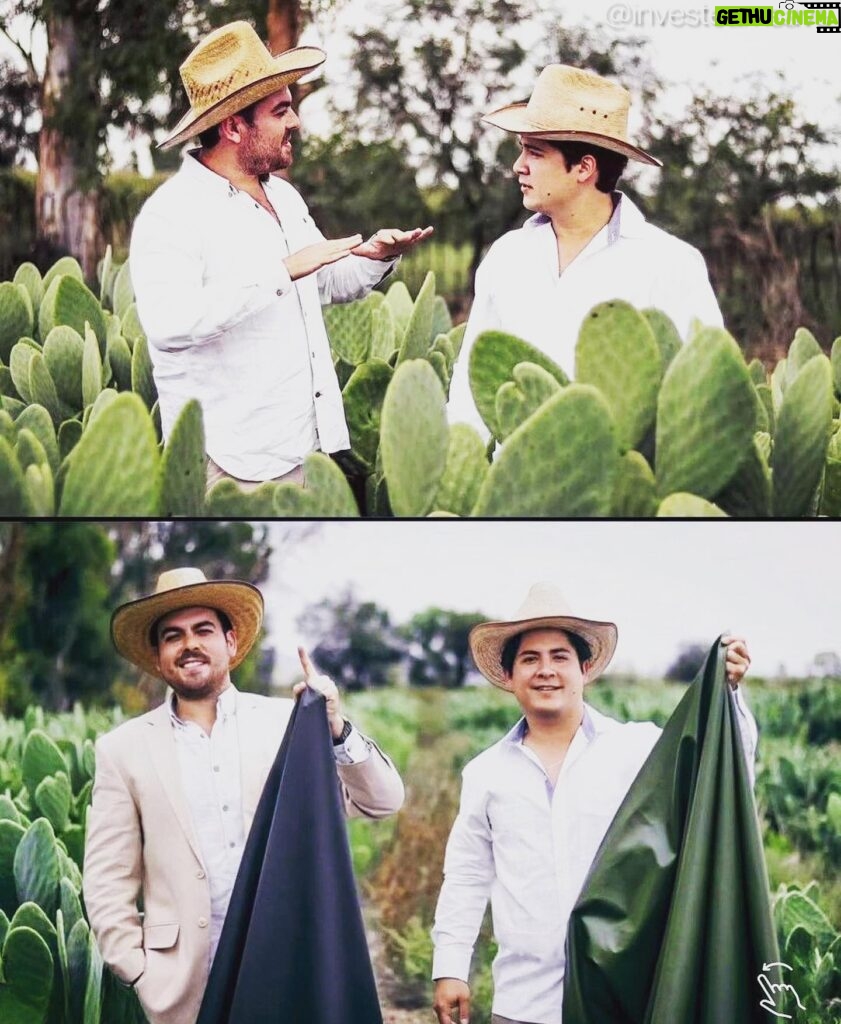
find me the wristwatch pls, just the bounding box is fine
[332,718,353,746]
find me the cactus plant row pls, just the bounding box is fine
[0,256,838,517]
[0,707,146,1023]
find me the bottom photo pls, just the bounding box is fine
[0,519,837,1024]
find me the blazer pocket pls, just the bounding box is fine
[143,923,179,950]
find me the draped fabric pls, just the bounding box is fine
[563,638,780,1024]
[196,686,383,1024]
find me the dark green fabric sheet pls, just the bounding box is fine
[563,637,780,1024]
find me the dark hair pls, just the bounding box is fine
[548,141,628,193]
[198,101,259,150]
[500,628,592,676]
[150,608,234,649]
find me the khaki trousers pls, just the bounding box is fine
[205,456,305,494]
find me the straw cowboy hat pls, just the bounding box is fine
[483,64,661,167]
[470,583,618,690]
[111,567,264,677]
[160,21,326,151]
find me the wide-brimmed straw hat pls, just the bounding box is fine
[159,21,326,151]
[111,567,264,677]
[470,583,618,690]
[483,64,661,167]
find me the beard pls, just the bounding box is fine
[167,678,221,702]
[239,129,293,177]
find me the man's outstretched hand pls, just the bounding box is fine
[292,646,346,740]
[352,225,434,261]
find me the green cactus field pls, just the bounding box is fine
[0,253,839,517]
[1,679,839,1023]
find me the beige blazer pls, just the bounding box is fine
[83,692,404,1024]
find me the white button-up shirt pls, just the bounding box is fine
[169,686,371,964]
[447,193,723,436]
[130,153,393,480]
[431,696,757,1024]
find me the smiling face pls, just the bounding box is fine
[153,605,238,702]
[504,628,591,723]
[235,86,300,176]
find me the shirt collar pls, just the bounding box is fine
[180,150,243,199]
[503,702,610,747]
[169,683,238,728]
[523,191,647,246]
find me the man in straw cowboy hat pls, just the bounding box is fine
[447,65,723,435]
[431,583,755,1024]
[129,21,433,492]
[83,567,404,1024]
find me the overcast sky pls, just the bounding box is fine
[4,0,838,171]
[264,521,840,680]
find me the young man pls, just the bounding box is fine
[447,64,722,436]
[130,21,432,490]
[83,567,404,1024]
[431,583,755,1024]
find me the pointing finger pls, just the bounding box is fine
[297,645,315,680]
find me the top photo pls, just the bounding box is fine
[0,0,839,518]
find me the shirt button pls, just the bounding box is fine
[229,841,235,849]
[222,805,229,812]
[213,765,220,772]
[314,391,322,398]
[276,289,282,296]
[198,917,208,928]
[196,870,206,880]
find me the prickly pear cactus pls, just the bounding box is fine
[341,359,393,470]
[43,327,84,410]
[656,492,727,517]
[160,399,206,517]
[772,354,834,517]
[396,272,436,365]
[323,295,374,366]
[468,330,569,439]
[473,385,618,516]
[612,450,658,517]
[432,424,489,517]
[38,276,106,352]
[494,362,562,441]
[380,358,449,516]
[655,326,756,499]
[0,282,34,363]
[576,300,663,451]
[59,393,161,516]
[0,924,54,1024]
[642,308,682,372]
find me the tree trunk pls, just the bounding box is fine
[267,0,301,53]
[35,14,102,282]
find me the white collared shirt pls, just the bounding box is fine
[431,695,757,1024]
[169,686,371,963]
[130,153,394,480]
[447,193,724,436]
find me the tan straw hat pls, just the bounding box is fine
[483,64,661,167]
[470,583,618,690]
[159,21,326,151]
[111,567,264,677]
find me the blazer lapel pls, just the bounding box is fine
[237,693,274,830]
[144,701,206,869]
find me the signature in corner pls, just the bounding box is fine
[757,961,806,1020]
